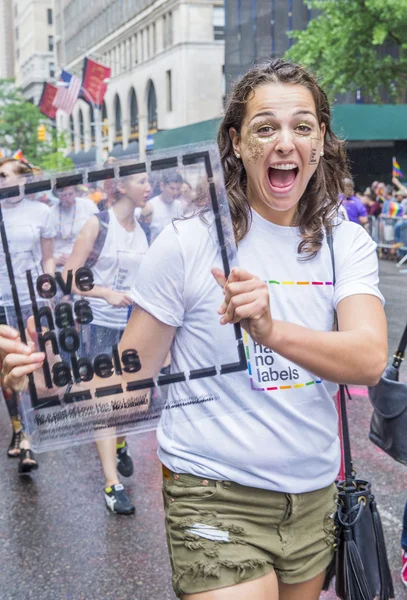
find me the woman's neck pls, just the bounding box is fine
[113,197,136,229]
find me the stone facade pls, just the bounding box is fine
[55,0,225,159]
[13,0,55,103]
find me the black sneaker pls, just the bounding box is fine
[116,441,134,477]
[104,484,135,515]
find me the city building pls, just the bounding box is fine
[54,0,225,161]
[13,0,56,103]
[0,0,15,79]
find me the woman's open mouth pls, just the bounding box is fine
[267,163,299,195]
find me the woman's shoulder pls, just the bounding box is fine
[332,219,371,245]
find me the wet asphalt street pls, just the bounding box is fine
[0,259,406,600]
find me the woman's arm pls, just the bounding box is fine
[0,307,176,393]
[393,176,407,196]
[213,268,387,387]
[40,238,55,276]
[62,216,132,307]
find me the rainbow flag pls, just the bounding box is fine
[393,157,404,178]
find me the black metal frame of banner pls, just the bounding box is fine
[0,149,247,412]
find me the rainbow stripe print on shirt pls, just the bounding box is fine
[243,330,322,392]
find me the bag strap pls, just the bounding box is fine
[393,323,407,369]
[326,229,354,484]
[84,210,110,269]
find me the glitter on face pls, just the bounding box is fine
[244,128,279,163]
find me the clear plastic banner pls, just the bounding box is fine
[0,143,246,452]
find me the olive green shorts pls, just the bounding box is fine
[162,466,338,597]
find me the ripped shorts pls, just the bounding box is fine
[162,466,338,597]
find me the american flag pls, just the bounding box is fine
[52,70,81,115]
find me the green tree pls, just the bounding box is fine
[0,79,73,169]
[285,0,407,102]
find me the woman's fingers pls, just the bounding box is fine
[211,268,227,289]
[220,293,263,324]
[0,325,32,360]
[3,362,44,391]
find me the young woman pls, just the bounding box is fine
[61,170,151,515]
[1,59,387,598]
[0,157,55,472]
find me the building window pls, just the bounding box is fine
[147,80,157,131]
[48,35,54,52]
[78,109,84,148]
[213,6,225,40]
[115,94,122,141]
[129,88,139,139]
[132,34,137,64]
[47,8,53,25]
[140,29,144,62]
[16,48,19,60]
[152,22,156,55]
[168,11,173,46]
[49,62,55,78]
[163,14,167,48]
[69,115,74,149]
[166,70,172,112]
[146,26,150,59]
[15,27,18,41]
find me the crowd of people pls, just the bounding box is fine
[0,156,197,515]
[0,57,405,598]
[340,176,407,223]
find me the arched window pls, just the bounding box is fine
[78,109,84,148]
[89,104,95,143]
[102,101,108,138]
[129,88,138,140]
[115,95,122,142]
[147,80,157,132]
[69,115,74,148]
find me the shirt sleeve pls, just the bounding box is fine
[40,205,57,238]
[357,199,368,217]
[333,222,384,308]
[130,224,185,327]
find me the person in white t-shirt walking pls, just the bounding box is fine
[62,170,151,515]
[0,158,56,473]
[1,60,388,598]
[142,170,183,243]
[50,186,98,270]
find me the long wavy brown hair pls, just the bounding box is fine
[218,58,350,258]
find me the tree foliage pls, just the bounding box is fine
[0,80,73,170]
[285,0,407,102]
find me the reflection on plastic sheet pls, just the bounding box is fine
[0,143,246,452]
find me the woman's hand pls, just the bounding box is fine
[103,289,133,308]
[0,322,45,392]
[212,267,273,347]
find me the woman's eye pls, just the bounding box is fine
[296,125,312,134]
[257,126,275,136]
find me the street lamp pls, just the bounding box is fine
[56,78,110,165]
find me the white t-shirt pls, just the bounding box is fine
[50,197,98,268]
[131,210,383,493]
[0,198,56,307]
[148,194,183,243]
[84,207,149,329]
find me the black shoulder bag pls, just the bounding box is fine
[368,323,407,465]
[323,232,394,600]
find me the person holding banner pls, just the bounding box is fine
[61,170,151,515]
[0,157,55,472]
[0,58,388,598]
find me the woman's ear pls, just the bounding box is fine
[229,128,241,159]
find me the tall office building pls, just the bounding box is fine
[0,0,15,79]
[54,0,225,161]
[225,0,311,88]
[13,0,56,103]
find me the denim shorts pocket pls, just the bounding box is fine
[163,474,221,503]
